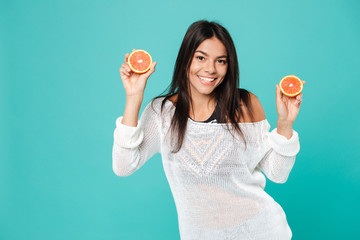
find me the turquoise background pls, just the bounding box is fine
[1,0,359,239]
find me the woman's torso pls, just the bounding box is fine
[154,97,292,240]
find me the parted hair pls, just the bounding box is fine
[153,20,254,153]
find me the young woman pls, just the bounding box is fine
[114,20,304,240]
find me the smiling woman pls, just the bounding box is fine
[115,20,303,240]
[188,37,228,99]
[154,21,261,152]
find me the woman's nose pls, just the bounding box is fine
[205,61,216,74]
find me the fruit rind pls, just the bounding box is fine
[127,49,152,73]
[279,75,303,97]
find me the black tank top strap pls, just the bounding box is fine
[201,101,221,123]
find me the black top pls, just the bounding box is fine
[189,102,222,123]
[186,88,251,124]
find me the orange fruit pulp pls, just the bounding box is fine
[279,75,303,97]
[127,49,152,73]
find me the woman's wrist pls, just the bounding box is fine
[276,119,294,139]
[122,95,143,127]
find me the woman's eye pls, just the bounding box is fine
[196,56,205,61]
[218,59,227,64]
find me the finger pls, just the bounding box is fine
[119,67,127,77]
[124,63,131,73]
[121,63,131,75]
[296,92,303,101]
[143,61,157,78]
[120,65,130,77]
[120,69,128,80]
[295,93,302,105]
[124,53,130,63]
[149,61,157,74]
[302,80,306,85]
[275,84,282,103]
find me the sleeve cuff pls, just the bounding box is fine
[113,116,144,148]
[269,128,300,156]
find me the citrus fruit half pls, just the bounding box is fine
[279,75,303,97]
[127,49,152,73]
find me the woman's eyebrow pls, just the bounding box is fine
[195,50,228,59]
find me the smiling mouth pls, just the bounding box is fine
[198,75,217,82]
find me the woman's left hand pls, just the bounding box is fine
[275,81,305,123]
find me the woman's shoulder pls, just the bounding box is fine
[146,95,175,116]
[238,88,266,123]
[168,94,177,106]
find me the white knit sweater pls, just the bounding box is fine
[112,97,300,240]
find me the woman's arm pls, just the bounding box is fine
[249,92,301,183]
[113,51,159,176]
[119,50,157,127]
[256,128,300,183]
[275,81,305,139]
[112,100,161,177]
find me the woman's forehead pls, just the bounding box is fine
[195,37,227,57]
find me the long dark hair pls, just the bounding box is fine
[153,20,254,153]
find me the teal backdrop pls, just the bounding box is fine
[1,0,359,239]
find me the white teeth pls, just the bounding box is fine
[198,76,216,82]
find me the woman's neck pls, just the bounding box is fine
[189,95,217,122]
[168,93,217,122]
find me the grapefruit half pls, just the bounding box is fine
[279,75,303,97]
[127,49,152,73]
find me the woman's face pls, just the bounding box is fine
[188,37,228,100]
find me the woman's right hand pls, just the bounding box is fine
[119,49,157,98]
